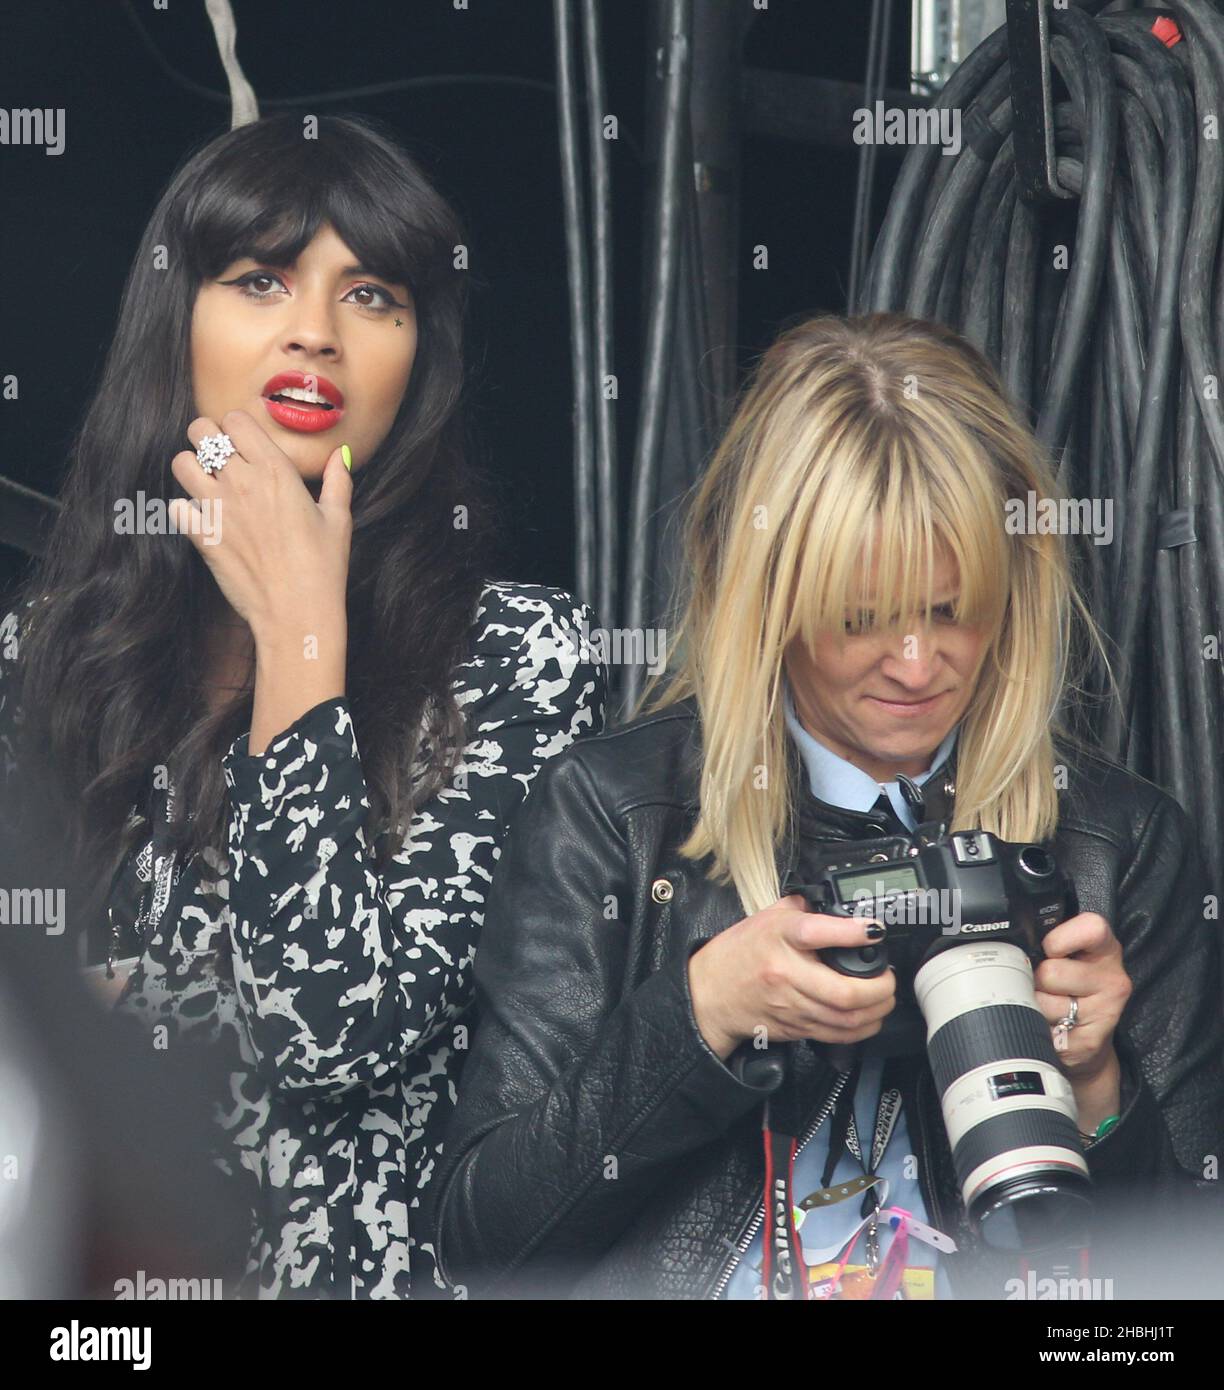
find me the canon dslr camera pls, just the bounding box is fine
[789,827,1092,1251]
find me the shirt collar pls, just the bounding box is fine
[782,681,960,830]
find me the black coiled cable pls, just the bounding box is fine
[860,0,1224,899]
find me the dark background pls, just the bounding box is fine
[0,0,910,605]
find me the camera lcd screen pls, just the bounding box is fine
[988,1071,1046,1101]
[835,865,920,899]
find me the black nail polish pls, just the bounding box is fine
[865,921,887,940]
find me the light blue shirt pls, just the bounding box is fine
[782,684,959,830]
[722,693,960,1299]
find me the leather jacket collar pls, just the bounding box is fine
[671,695,962,881]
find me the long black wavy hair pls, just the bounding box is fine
[14,112,496,904]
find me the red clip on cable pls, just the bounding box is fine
[1152,16,1182,48]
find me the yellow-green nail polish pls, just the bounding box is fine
[341,444,352,472]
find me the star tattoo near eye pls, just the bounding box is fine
[394,317,403,327]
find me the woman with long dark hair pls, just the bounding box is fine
[0,112,606,1299]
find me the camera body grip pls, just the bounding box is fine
[815,901,892,978]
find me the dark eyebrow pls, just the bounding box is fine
[236,251,404,285]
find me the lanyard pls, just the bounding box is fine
[105,778,184,975]
[757,1046,903,1301]
[816,1054,903,1273]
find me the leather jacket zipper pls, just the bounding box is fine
[706,1067,851,1300]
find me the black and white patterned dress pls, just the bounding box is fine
[0,582,607,1299]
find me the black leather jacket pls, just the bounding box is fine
[433,699,1224,1299]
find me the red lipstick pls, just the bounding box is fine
[260,370,346,434]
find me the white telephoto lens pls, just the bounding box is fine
[915,941,1090,1234]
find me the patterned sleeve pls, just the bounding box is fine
[219,583,608,1097]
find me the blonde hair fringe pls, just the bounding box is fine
[638,313,1115,915]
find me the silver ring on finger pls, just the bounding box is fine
[1057,995,1079,1030]
[195,432,236,476]
[1052,994,1079,1052]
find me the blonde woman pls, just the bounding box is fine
[433,313,1224,1300]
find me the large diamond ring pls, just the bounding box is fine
[196,432,236,476]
